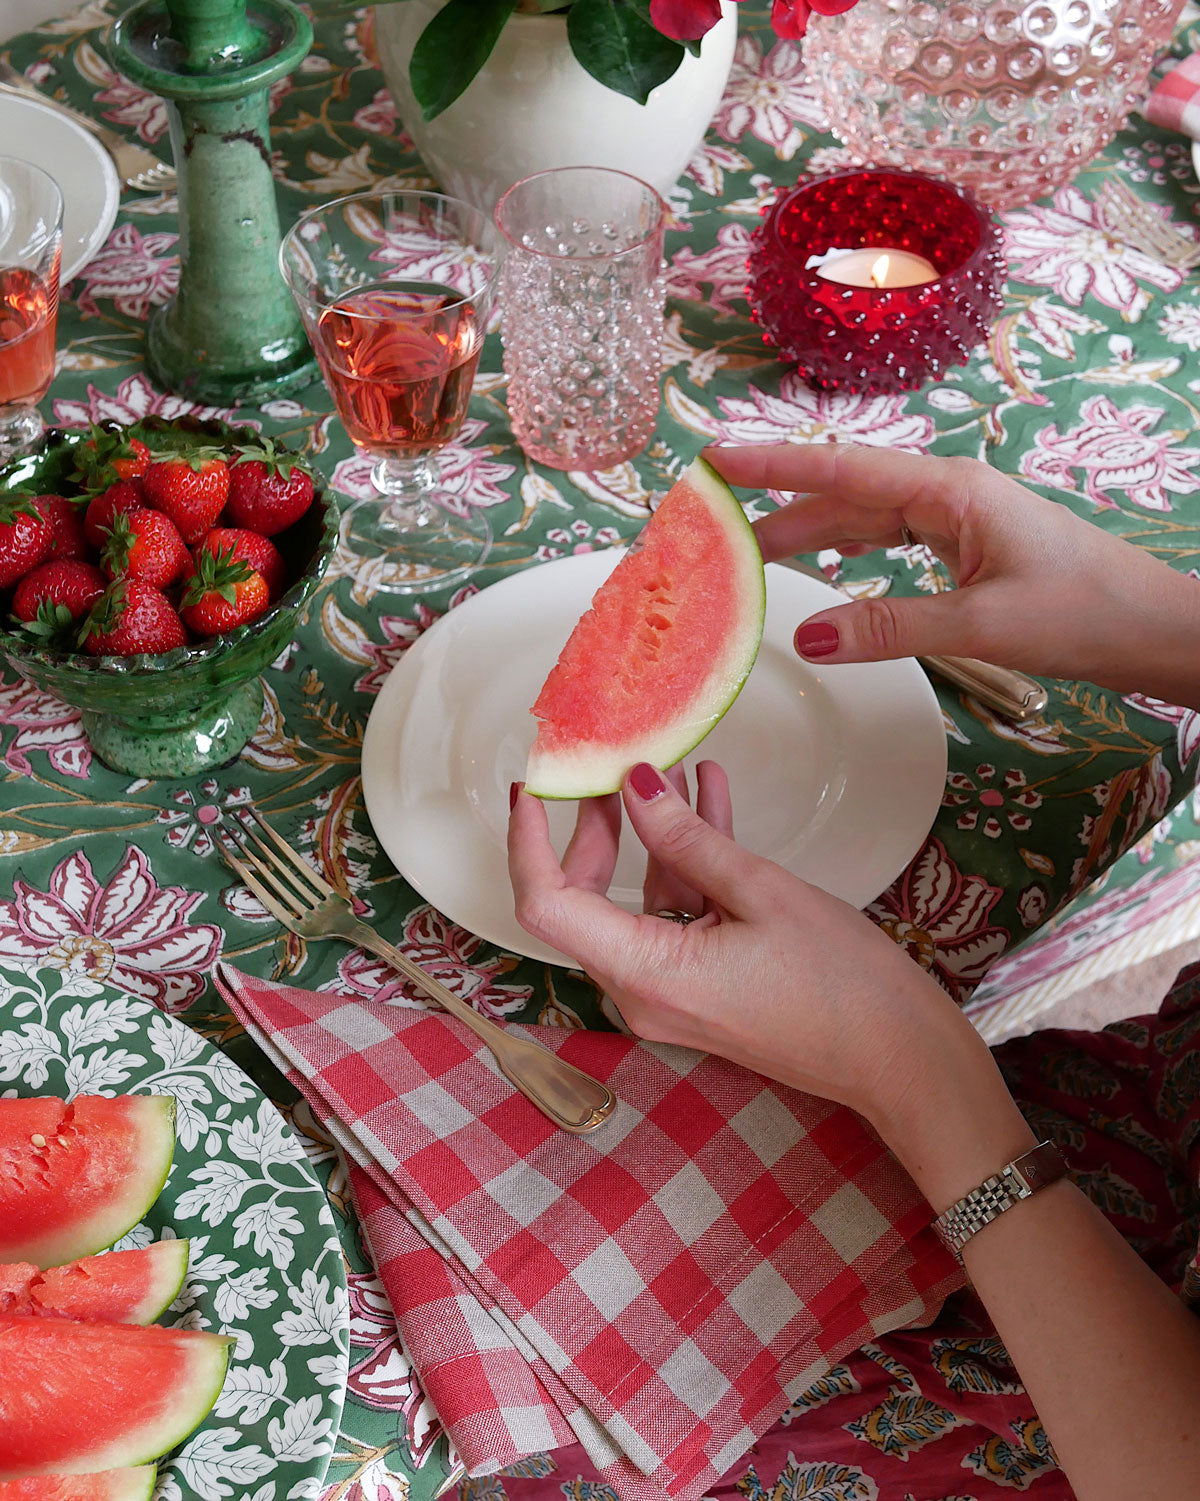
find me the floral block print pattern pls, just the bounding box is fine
[0,965,350,1501]
[4,3,1200,1501]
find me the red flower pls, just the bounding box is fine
[771,0,810,38]
[650,0,726,41]
[771,0,859,37]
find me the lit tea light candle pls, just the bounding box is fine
[813,248,939,288]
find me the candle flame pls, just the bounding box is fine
[870,254,890,287]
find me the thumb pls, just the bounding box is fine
[793,589,979,664]
[622,763,764,914]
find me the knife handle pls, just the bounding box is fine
[921,654,1048,721]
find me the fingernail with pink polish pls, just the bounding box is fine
[629,762,666,802]
[509,781,519,811]
[794,621,840,659]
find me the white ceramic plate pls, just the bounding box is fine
[0,94,121,282]
[361,551,948,966]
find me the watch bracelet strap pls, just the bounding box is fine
[933,1141,1068,1259]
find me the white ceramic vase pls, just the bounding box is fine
[374,1,738,212]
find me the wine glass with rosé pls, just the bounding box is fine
[280,190,497,593]
[0,158,62,462]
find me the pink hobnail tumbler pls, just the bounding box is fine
[495,168,665,472]
[804,0,1184,211]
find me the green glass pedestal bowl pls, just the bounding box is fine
[0,418,339,778]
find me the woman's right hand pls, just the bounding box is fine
[509,761,1034,1213]
[704,442,1200,709]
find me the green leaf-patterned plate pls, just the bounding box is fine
[0,963,349,1501]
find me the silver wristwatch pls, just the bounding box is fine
[933,1141,1068,1259]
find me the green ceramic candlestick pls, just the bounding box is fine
[108,0,316,403]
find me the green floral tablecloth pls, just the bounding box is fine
[3,3,1200,1497]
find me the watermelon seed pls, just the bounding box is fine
[29,1134,46,1148]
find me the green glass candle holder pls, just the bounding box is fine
[107,0,317,403]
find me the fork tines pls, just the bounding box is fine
[1099,180,1200,271]
[218,809,335,924]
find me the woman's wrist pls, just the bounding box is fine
[863,1010,1036,1214]
[1087,556,1200,710]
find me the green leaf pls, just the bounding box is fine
[410,0,519,123]
[567,0,685,104]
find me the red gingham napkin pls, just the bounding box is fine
[214,963,961,1501]
[1145,54,1200,137]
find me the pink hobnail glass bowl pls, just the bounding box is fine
[803,0,1183,211]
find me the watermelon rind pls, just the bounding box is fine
[0,1466,157,1500]
[526,456,766,799]
[0,1096,176,1269]
[0,1240,190,1325]
[0,1318,232,1480]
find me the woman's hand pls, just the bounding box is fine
[508,760,1028,1198]
[704,442,1200,709]
[511,768,1200,1501]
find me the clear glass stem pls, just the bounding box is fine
[0,405,44,462]
[371,453,443,532]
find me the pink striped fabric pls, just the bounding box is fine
[214,963,961,1501]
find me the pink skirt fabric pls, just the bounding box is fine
[474,963,1200,1501]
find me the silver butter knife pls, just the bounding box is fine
[775,556,1049,723]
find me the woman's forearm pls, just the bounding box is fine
[873,1031,1200,1501]
[1094,560,1200,711]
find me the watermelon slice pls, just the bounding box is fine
[0,1241,189,1324]
[0,1317,231,1479]
[0,1467,157,1500]
[0,1097,175,1268]
[526,457,766,798]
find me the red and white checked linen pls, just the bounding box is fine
[215,963,961,1501]
[1146,53,1200,137]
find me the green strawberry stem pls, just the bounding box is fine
[10,599,78,647]
[231,435,309,482]
[181,545,254,608]
[100,512,135,577]
[78,579,128,647]
[151,445,228,472]
[0,489,45,526]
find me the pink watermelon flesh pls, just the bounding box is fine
[526,457,766,798]
[0,1467,157,1500]
[0,1240,189,1324]
[0,1317,231,1479]
[0,1097,175,1269]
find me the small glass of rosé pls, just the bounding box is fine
[0,157,63,462]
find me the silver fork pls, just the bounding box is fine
[0,66,177,194]
[1099,179,1200,272]
[218,808,616,1135]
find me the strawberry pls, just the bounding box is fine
[225,439,314,536]
[101,508,190,590]
[179,546,270,639]
[196,527,286,600]
[0,491,55,589]
[35,495,87,561]
[84,480,145,553]
[12,560,107,646]
[142,449,230,543]
[73,424,152,489]
[80,579,188,657]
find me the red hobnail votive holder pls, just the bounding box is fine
[746,169,1006,395]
